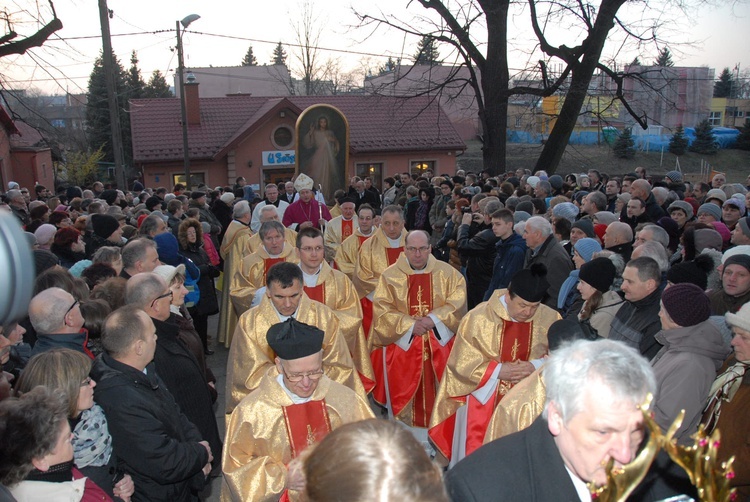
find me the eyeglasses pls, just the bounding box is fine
[64,300,79,319]
[280,366,324,383]
[150,290,173,308]
[405,246,430,254]
[80,377,92,387]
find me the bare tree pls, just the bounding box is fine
[291,0,326,95]
[0,0,62,58]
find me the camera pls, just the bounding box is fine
[461,207,472,214]
[0,212,34,325]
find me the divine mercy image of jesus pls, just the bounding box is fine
[297,105,348,202]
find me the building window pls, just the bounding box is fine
[709,111,722,126]
[272,125,294,149]
[172,172,205,190]
[356,163,383,191]
[410,160,435,177]
[515,117,522,128]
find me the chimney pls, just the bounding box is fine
[184,72,200,126]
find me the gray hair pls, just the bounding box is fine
[125,272,167,310]
[592,250,625,277]
[233,200,251,218]
[652,187,669,206]
[259,205,277,217]
[586,191,607,211]
[121,238,157,270]
[138,214,164,237]
[92,246,122,266]
[640,224,669,251]
[482,199,503,216]
[259,220,285,241]
[632,240,669,273]
[525,216,552,238]
[543,339,656,423]
[28,287,74,334]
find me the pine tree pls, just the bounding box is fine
[272,42,287,65]
[85,50,128,165]
[654,47,674,67]
[629,56,641,66]
[612,128,636,159]
[714,67,735,98]
[126,51,145,100]
[143,70,172,98]
[241,45,258,66]
[734,119,750,151]
[668,125,689,156]
[689,120,718,155]
[412,35,441,65]
[379,56,397,75]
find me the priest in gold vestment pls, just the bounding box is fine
[217,201,253,347]
[429,264,559,465]
[333,204,376,279]
[323,198,358,254]
[295,227,375,393]
[222,318,374,501]
[370,230,467,431]
[246,205,297,254]
[226,262,366,414]
[230,220,298,316]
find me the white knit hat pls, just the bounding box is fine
[726,302,750,334]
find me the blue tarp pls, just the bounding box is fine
[507,127,740,151]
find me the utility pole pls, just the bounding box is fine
[97,0,126,190]
[176,20,191,189]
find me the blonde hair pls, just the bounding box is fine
[304,419,448,502]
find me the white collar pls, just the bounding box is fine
[276,374,312,404]
[386,235,402,247]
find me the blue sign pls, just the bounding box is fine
[262,150,295,166]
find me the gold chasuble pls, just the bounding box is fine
[483,366,547,444]
[222,370,374,502]
[246,227,297,254]
[229,244,298,316]
[333,230,373,279]
[217,220,252,347]
[428,289,558,463]
[370,254,466,427]
[323,215,358,252]
[302,262,375,393]
[226,294,366,414]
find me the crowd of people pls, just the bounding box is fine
[0,166,749,501]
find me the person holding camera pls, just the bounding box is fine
[457,198,503,309]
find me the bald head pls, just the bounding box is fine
[260,205,280,222]
[405,230,430,247]
[630,180,652,201]
[126,273,171,321]
[603,222,633,249]
[29,287,83,334]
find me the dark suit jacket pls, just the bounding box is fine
[446,417,580,502]
[353,189,380,210]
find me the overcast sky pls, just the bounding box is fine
[1,0,748,96]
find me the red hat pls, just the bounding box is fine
[137,214,149,229]
[593,223,607,244]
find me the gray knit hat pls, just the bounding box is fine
[665,171,683,183]
[552,202,579,224]
[705,189,727,204]
[697,203,721,221]
[668,200,694,220]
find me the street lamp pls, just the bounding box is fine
[176,14,200,189]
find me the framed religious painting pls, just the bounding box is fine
[295,104,349,204]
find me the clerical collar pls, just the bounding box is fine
[301,264,322,287]
[386,235,402,247]
[263,245,282,258]
[500,294,521,322]
[272,304,300,322]
[265,199,280,207]
[409,263,428,273]
[360,228,374,236]
[233,218,249,226]
[276,373,313,404]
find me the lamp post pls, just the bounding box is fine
[176,14,200,189]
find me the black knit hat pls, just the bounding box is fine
[571,219,596,238]
[266,318,324,360]
[34,249,60,277]
[190,190,207,200]
[661,283,710,327]
[666,254,713,290]
[100,189,118,205]
[509,263,549,303]
[724,254,750,273]
[578,257,617,293]
[91,214,120,239]
[547,319,589,351]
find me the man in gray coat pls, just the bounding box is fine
[522,216,573,310]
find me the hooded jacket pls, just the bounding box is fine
[608,286,664,360]
[484,232,527,301]
[651,320,730,444]
[90,354,209,501]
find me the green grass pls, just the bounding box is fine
[456,140,750,183]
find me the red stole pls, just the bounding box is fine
[342,219,354,240]
[263,257,284,280]
[357,234,369,247]
[282,400,332,458]
[386,246,403,266]
[303,283,326,304]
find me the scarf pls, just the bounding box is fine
[73,404,113,467]
[25,460,74,483]
[701,361,749,434]
[557,270,580,309]
[415,200,429,230]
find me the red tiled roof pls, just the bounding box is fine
[131,94,465,163]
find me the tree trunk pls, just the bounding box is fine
[479,0,510,176]
[534,0,625,174]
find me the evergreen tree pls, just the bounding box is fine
[272,42,287,65]
[126,51,145,100]
[689,119,718,155]
[143,70,173,98]
[379,56,397,75]
[668,125,689,156]
[629,56,641,66]
[714,67,735,98]
[734,119,750,151]
[241,45,258,66]
[612,128,636,159]
[85,50,128,165]
[412,35,441,65]
[654,47,674,67]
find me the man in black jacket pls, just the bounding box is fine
[92,305,212,501]
[457,199,502,309]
